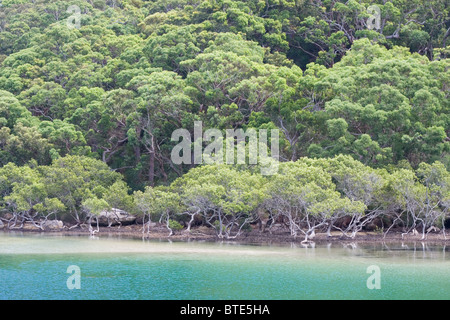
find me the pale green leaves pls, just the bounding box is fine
[82,197,109,217]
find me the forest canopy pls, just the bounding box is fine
[0,0,449,239]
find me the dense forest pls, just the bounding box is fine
[0,0,449,240]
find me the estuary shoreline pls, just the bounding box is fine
[3,223,450,245]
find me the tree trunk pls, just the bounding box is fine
[165,213,173,237]
[142,213,152,237]
[88,215,99,236]
[148,136,155,186]
[326,224,332,237]
[185,210,199,232]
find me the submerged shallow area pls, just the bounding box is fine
[0,231,449,300]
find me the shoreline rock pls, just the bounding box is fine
[20,220,64,231]
[89,208,136,227]
[42,220,64,230]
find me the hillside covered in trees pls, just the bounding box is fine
[0,0,449,240]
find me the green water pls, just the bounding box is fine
[0,232,448,300]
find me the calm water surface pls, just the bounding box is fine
[0,232,449,300]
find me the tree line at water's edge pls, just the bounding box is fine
[0,0,449,241]
[1,154,449,241]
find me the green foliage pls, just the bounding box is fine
[168,219,184,231]
[82,197,110,217]
[0,0,448,237]
[303,39,449,168]
[170,164,266,238]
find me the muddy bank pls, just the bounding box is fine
[5,223,449,245]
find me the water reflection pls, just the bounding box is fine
[0,232,449,299]
[0,231,448,260]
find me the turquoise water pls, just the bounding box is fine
[0,232,449,300]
